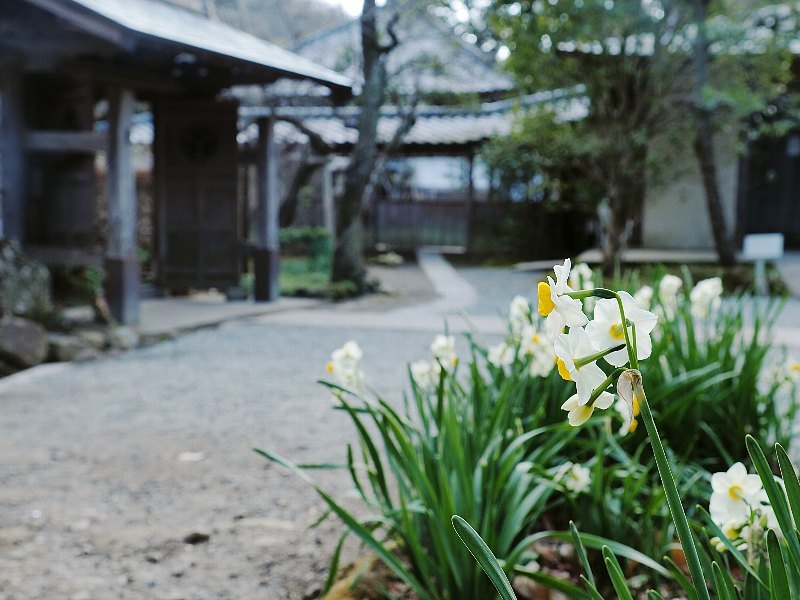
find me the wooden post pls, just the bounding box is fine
[253,116,279,301]
[322,159,336,248]
[105,87,139,324]
[466,151,476,255]
[0,63,26,241]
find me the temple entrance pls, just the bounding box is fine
[155,99,240,292]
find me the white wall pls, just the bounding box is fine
[643,131,740,249]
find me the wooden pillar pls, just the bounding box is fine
[253,116,279,301]
[0,63,26,241]
[466,151,476,255]
[105,87,139,324]
[322,159,336,248]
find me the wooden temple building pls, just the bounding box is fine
[0,0,350,324]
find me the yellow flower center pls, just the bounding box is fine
[326,362,334,373]
[792,363,800,372]
[628,419,639,433]
[532,334,540,344]
[609,323,626,340]
[728,485,743,500]
[537,282,555,316]
[556,358,572,381]
[632,395,640,418]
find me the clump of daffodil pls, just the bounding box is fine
[556,461,592,494]
[708,462,783,564]
[518,323,555,378]
[554,326,613,406]
[690,276,723,319]
[487,341,516,369]
[326,340,366,403]
[431,334,458,371]
[587,292,657,367]
[538,259,657,433]
[537,259,589,338]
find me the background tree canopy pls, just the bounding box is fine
[443,0,798,268]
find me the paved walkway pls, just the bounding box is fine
[137,294,321,338]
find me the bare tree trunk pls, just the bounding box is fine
[331,0,394,290]
[692,0,737,266]
[279,156,324,227]
[599,145,645,274]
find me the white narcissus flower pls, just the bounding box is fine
[518,324,555,377]
[711,518,746,552]
[537,259,589,338]
[568,262,594,291]
[488,342,516,368]
[785,358,800,383]
[658,274,683,316]
[690,277,723,318]
[327,340,365,390]
[658,274,683,301]
[331,340,363,370]
[560,462,592,494]
[710,462,764,525]
[508,295,532,334]
[410,360,438,389]
[586,291,658,367]
[561,391,614,426]
[554,326,609,406]
[633,285,653,310]
[431,334,457,370]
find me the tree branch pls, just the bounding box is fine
[276,116,332,155]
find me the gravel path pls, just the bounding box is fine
[0,254,507,600]
[0,321,478,600]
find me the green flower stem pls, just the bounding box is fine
[574,344,626,369]
[635,376,709,600]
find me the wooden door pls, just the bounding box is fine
[155,99,239,291]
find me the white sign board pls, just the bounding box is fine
[742,233,784,261]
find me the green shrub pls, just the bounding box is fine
[279,227,331,271]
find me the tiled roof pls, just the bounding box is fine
[27,0,351,92]
[239,89,588,150]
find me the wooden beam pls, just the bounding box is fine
[0,63,26,241]
[105,86,139,324]
[25,130,107,153]
[253,116,280,302]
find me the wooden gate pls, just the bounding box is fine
[155,99,240,291]
[372,200,470,250]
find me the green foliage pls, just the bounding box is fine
[259,260,798,597]
[51,265,106,305]
[324,279,360,301]
[609,271,796,469]
[472,0,799,257]
[259,338,581,599]
[279,227,331,271]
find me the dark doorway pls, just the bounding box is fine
[742,133,800,248]
[155,99,240,292]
